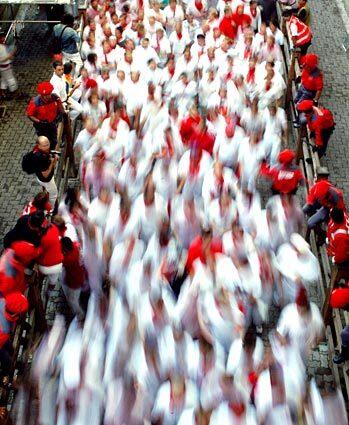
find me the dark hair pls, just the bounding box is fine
[51,215,66,230]
[61,13,74,27]
[52,60,63,69]
[63,62,73,74]
[87,53,97,63]
[29,211,45,228]
[32,191,49,210]
[330,208,345,224]
[61,236,74,251]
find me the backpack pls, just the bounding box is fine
[49,25,68,55]
[22,151,50,175]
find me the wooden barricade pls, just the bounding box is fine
[276,2,349,402]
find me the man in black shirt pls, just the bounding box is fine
[3,211,46,249]
[34,136,59,209]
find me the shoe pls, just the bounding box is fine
[305,158,312,164]
[293,122,301,128]
[333,345,349,364]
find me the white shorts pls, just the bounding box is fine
[0,66,18,92]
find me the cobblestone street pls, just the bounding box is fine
[0,1,348,402]
[0,13,51,249]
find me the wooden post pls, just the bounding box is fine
[295,123,306,164]
[285,50,296,106]
[63,114,77,178]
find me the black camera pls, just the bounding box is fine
[50,150,61,156]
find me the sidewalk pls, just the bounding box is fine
[308,0,349,198]
[0,9,51,248]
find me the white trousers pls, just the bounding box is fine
[0,66,18,91]
[37,176,58,207]
[61,281,84,319]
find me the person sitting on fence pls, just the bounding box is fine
[303,179,346,241]
[326,208,349,266]
[294,53,323,120]
[260,149,304,195]
[282,8,312,57]
[296,99,335,160]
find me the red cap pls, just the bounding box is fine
[296,100,313,113]
[330,288,349,309]
[5,293,29,316]
[278,149,295,164]
[295,286,309,307]
[301,53,318,69]
[86,78,97,89]
[37,81,54,95]
[313,179,331,199]
[12,241,40,266]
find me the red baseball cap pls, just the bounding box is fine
[37,81,54,95]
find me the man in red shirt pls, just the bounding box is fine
[260,149,304,195]
[26,81,65,149]
[326,208,349,265]
[0,241,40,296]
[303,179,346,231]
[294,53,323,109]
[296,99,335,158]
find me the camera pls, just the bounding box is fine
[50,150,61,156]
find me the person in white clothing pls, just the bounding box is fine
[50,61,83,120]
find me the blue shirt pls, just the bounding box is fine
[53,24,80,54]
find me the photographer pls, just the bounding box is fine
[33,136,60,209]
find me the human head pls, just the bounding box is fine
[37,136,51,153]
[61,13,74,27]
[52,60,64,77]
[63,61,73,75]
[37,81,54,102]
[32,191,50,210]
[330,208,345,224]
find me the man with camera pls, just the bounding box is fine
[32,136,60,210]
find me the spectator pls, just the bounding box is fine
[0,293,29,374]
[3,211,46,249]
[26,81,64,149]
[282,9,312,56]
[53,13,83,76]
[32,136,59,208]
[36,216,64,293]
[326,208,349,266]
[294,53,323,106]
[296,99,335,159]
[0,28,18,99]
[50,60,83,121]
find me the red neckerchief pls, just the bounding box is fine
[250,7,257,17]
[246,67,255,83]
[177,32,182,40]
[265,81,271,91]
[229,401,245,417]
[195,0,203,11]
[244,46,251,59]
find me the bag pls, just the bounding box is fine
[22,151,50,175]
[49,25,68,55]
